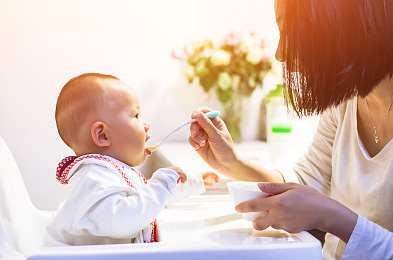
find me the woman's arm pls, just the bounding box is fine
[223,157,284,182]
[343,215,393,259]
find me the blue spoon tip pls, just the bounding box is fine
[205,111,220,118]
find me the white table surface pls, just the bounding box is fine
[28,194,322,260]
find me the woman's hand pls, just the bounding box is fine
[235,182,357,243]
[189,107,238,173]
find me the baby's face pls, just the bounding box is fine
[101,80,150,166]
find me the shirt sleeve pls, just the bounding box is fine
[72,166,179,239]
[342,214,393,260]
[289,106,339,195]
[167,172,206,204]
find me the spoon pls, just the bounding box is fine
[145,111,220,154]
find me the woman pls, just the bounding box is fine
[189,0,393,259]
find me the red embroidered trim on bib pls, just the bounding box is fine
[56,155,158,243]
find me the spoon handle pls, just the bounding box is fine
[186,111,221,124]
[147,111,220,152]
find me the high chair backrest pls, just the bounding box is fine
[0,221,23,259]
[0,135,55,256]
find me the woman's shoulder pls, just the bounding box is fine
[314,97,357,135]
[321,97,356,123]
[326,97,355,114]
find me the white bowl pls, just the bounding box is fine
[226,181,268,221]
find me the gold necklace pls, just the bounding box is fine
[365,92,393,144]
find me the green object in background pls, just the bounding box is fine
[271,125,292,133]
[264,83,284,103]
[266,83,292,134]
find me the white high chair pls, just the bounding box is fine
[0,135,55,259]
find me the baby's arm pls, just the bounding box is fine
[164,168,211,203]
[165,167,219,187]
[166,166,187,183]
[74,167,179,239]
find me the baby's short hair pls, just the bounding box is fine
[55,73,119,148]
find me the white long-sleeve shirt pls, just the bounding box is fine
[47,155,205,246]
[288,97,393,259]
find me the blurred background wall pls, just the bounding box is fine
[0,0,281,210]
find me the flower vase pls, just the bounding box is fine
[222,97,242,143]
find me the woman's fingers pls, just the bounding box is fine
[190,122,200,137]
[195,112,222,138]
[190,122,206,146]
[253,212,303,234]
[191,107,213,119]
[258,182,296,195]
[235,197,272,213]
[235,183,297,214]
[188,136,200,149]
[252,213,275,231]
[190,107,228,145]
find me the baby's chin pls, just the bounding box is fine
[134,149,150,165]
[122,152,148,167]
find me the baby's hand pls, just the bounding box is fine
[201,171,220,187]
[167,166,187,184]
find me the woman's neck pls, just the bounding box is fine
[357,75,393,157]
[365,76,393,107]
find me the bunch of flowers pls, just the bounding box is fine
[172,31,273,105]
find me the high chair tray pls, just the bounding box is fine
[28,195,322,260]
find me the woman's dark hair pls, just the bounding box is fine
[282,0,393,116]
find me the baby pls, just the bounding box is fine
[47,73,218,246]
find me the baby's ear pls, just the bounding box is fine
[91,121,110,147]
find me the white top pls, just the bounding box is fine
[46,155,205,246]
[288,97,393,259]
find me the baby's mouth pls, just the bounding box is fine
[144,148,152,156]
[144,133,152,156]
